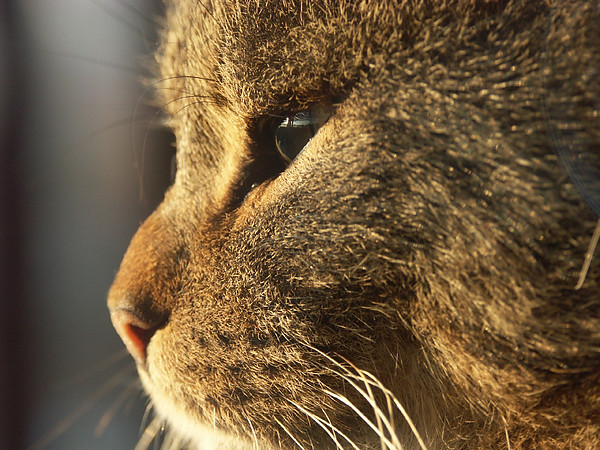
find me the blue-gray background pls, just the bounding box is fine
[1,1,173,448]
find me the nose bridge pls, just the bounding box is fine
[108,210,183,326]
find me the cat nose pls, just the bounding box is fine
[107,212,181,366]
[110,307,161,366]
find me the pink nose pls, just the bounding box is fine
[110,309,159,366]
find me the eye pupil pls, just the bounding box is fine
[274,104,331,164]
[275,112,317,163]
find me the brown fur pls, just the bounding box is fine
[108,0,600,448]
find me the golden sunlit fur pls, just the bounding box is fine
[108,1,600,448]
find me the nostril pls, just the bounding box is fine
[110,308,161,366]
[125,324,155,362]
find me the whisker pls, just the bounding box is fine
[246,416,259,450]
[352,363,401,450]
[28,366,135,450]
[357,369,427,450]
[355,361,386,449]
[56,52,142,74]
[238,399,260,450]
[136,93,212,201]
[193,0,219,23]
[130,75,216,190]
[0,33,144,74]
[94,376,141,436]
[54,348,131,389]
[115,0,160,28]
[323,389,400,450]
[156,423,184,450]
[501,414,511,450]
[575,218,600,289]
[161,429,185,450]
[287,398,360,450]
[134,415,164,450]
[136,96,221,194]
[90,0,146,38]
[80,114,156,147]
[166,98,219,124]
[139,401,155,436]
[338,363,424,450]
[274,418,307,450]
[300,343,427,449]
[137,103,171,201]
[318,406,343,450]
[3,41,143,75]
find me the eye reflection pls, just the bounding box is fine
[275,103,331,163]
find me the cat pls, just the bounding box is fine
[108,0,600,448]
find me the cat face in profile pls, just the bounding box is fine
[108,1,600,448]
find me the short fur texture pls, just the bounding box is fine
[108,1,600,448]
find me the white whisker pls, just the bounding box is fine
[501,415,511,450]
[28,366,135,450]
[161,428,186,450]
[315,405,344,449]
[54,349,131,389]
[246,414,259,449]
[139,401,155,436]
[355,361,386,449]
[324,389,400,450]
[287,398,360,450]
[94,377,140,436]
[575,217,600,289]
[134,416,164,450]
[300,343,428,449]
[353,367,426,450]
[274,417,307,450]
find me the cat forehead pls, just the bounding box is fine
[158,0,435,116]
[158,0,521,117]
[158,1,360,115]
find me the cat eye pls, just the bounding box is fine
[275,103,331,163]
[230,102,332,208]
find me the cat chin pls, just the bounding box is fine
[138,370,263,450]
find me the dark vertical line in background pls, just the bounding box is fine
[0,1,30,448]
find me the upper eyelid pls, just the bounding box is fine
[267,99,341,121]
[265,93,341,115]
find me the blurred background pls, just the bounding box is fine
[1,1,175,448]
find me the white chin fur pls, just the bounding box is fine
[139,370,264,449]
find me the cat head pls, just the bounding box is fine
[108,1,600,448]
